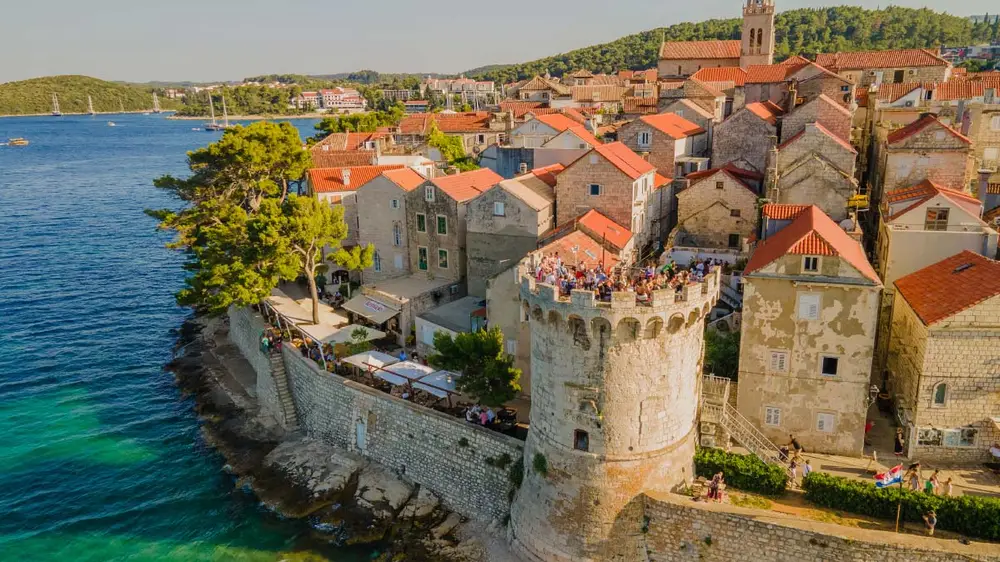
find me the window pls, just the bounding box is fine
[437,215,448,235]
[798,293,821,321]
[493,201,505,216]
[373,251,381,272]
[992,115,1000,131]
[985,147,1000,162]
[769,351,789,373]
[416,213,426,233]
[393,223,402,246]
[728,233,740,248]
[589,154,598,164]
[424,185,435,202]
[477,134,486,144]
[821,356,839,377]
[816,412,835,433]
[418,247,428,270]
[438,249,449,269]
[638,131,652,148]
[589,184,602,196]
[730,209,741,218]
[840,85,850,92]
[924,208,949,231]
[932,382,947,407]
[764,407,781,427]
[390,198,400,209]
[918,428,943,446]
[573,429,590,451]
[677,65,682,75]
[716,181,725,189]
[803,256,819,272]
[505,339,517,355]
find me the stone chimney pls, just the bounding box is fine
[978,169,992,215]
[785,80,798,114]
[342,168,351,186]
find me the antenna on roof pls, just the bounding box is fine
[954,263,974,274]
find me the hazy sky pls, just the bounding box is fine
[1,0,991,83]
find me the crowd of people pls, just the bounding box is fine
[531,253,722,302]
[463,404,516,427]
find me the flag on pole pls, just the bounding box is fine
[875,464,904,488]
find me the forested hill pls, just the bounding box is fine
[465,6,1000,83]
[0,75,179,115]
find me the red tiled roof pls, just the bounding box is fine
[571,85,629,102]
[665,98,714,120]
[381,168,427,192]
[743,101,784,125]
[886,114,971,145]
[397,112,493,135]
[561,108,589,124]
[589,142,655,180]
[639,113,705,139]
[815,48,950,71]
[685,78,725,99]
[404,100,429,106]
[745,64,800,84]
[883,179,982,221]
[781,55,811,67]
[685,164,763,194]
[762,203,811,220]
[534,113,582,133]
[654,173,671,190]
[745,206,879,283]
[777,122,857,154]
[430,168,502,202]
[500,101,547,119]
[622,97,659,114]
[309,165,405,193]
[531,163,565,187]
[894,251,1000,325]
[933,80,987,101]
[618,69,659,82]
[311,150,376,168]
[539,229,621,268]
[690,67,747,87]
[562,125,602,147]
[312,132,389,152]
[576,209,633,250]
[659,40,741,60]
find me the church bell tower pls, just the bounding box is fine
[740,0,775,67]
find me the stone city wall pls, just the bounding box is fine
[228,306,283,423]
[643,493,1000,562]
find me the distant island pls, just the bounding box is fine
[0,75,181,116]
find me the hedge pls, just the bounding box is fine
[694,448,788,496]
[802,471,1000,541]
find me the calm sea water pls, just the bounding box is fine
[0,114,370,562]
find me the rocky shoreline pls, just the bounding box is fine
[167,315,500,562]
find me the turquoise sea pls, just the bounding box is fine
[0,115,368,561]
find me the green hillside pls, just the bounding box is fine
[0,75,181,115]
[466,6,1000,82]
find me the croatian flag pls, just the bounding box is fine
[875,465,903,488]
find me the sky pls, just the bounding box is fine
[0,0,993,83]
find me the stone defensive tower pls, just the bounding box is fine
[740,0,775,67]
[509,258,720,561]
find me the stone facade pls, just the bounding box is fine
[771,123,858,221]
[659,58,741,79]
[711,108,776,172]
[229,306,282,424]
[838,65,950,87]
[642,492,1000,562]
[738,253,881,456]
[357,175,423,283]
[966,104,1000,186]
[509,262,719,562]
[876,120,973,198]
[405,184,467,281]
[780,94,853,144]
[618,120,708,179]
[675,171,758,249]
[888,292,1000,463]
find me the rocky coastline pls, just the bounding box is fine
[167,315,501,562]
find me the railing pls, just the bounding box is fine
[702,401,786,468]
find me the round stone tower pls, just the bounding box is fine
[509,260,720,562]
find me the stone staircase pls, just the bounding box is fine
[269,352,300,430]
[701,376,785,468]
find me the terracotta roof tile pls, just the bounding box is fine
[531,163,565,188]
[886,114,971,145]
[571,85,629,102]
[589,142,655,180]
[932,80,987,101]
[312,132,389,152]
[743,101,784,125]
[745,206,879,283]
[519,76,571,95]
[654,173,671,189]
[622,97,660,114]
[576,209,633,250]
[638,113,705,139]
[815,48,950,71]
[539,229,621,268]
[883,179,982,221]
[659,40,741,60]
[397,112,493,135]
[311,150,376,168]
[665,98,715,120]
[777,122,857,153]
[381,168,427,192]
[690,67,747,86]
[762,203,811,220]
[534,113,583,133]
[561,125,602,147]
[745,64,799,84]
[894,251,1000,325]
[309,165,405,193]
[499,101,545,118]
[685,164,762,194]
[430,168,502,202]
[618,69,659,82]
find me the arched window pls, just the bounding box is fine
[749,28,756,53]
[932,383,947,407]
[757,28,763,53]
[574,430,590,451]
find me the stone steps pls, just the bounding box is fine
[268,352,300,430]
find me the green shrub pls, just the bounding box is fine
[509,461,524,489]
[532,453,548,476]
[802,471,1000,541]
[694,448,787,496]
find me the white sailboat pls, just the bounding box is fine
[119,98,125,113]
[51,93,61,116]
[88,95,95,116]
[221,95,231,128]
[204,94,222,131]
[152,92,161,114]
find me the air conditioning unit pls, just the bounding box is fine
[700,422,715,434]
[700,435,717,448]
[904,101,914,107]
[909,69,916,74]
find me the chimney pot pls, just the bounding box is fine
[518,163,528,174]
[342,169,351,185]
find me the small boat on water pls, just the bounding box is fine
[107,121,117,127]
[51,93,61,116]
[7,138,29,146]
[191,127,202,131]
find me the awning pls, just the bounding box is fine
[372,360,435,388]
[414,369,461,398]
[322,324,387,344]
[343,350,399,370]
[342,294,401,325]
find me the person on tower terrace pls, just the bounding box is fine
[532,254,720,303]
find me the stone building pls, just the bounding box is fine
[711,101,783,172]
[395,112,510,156]
[744,60,854,110]
[672,165,763,250]
[737,206,881,456]
[780,93,853,144]
[965,102,1000,190]
[657,0,774,77]
[466,166,557,297]
[308,165,406,246]
[355,168,429,283]
[815,48,952,86]
[888,251,1000,463]
[660,98,719,132]
[509,253,720,561]
[509,113,590,148]
[554,142,657,247]
[770,122,859,221]
[617,113,708,178]
[405,168,502,281]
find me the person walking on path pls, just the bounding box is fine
[923,510,937,536]
[788,434,804,454]
[894,428,905,456]
[944,477,954,497]
[926,470,940,495]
